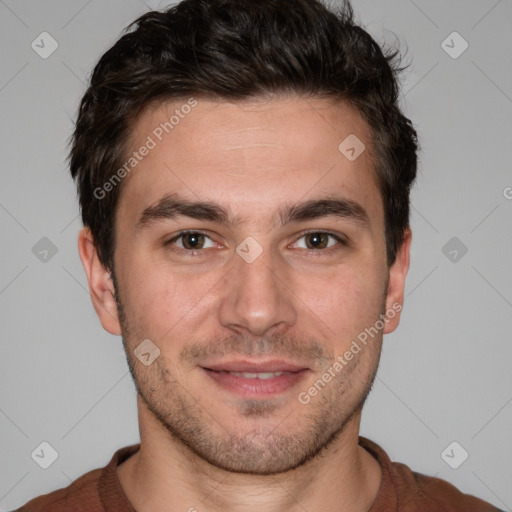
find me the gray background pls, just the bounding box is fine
[0,0,511,509]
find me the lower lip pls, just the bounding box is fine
[202,368,309,397]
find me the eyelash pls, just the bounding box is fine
[164,230,347,257]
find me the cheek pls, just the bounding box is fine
[293,264,384,334]
[119,257,222,336]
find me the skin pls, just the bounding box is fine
[79,95,411,512]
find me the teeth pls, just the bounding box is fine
[228,371,287,379]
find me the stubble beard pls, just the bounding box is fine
[112,272,383,475]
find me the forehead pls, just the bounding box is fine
[117,95,383,231]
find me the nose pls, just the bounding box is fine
[217,243,297,337]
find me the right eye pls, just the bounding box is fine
[164,231,219,255]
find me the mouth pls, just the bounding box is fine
[216,370,293,379]
[200,359,310,397]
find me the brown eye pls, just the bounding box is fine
[166,232,216,251]
[304,233,330,249]
[181,232,205,249]
[292,232,346,252]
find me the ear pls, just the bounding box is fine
[383,228,411,334]
[78,227,122,335]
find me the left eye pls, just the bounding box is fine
[293,232,343,250]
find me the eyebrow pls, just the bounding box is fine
[135,192,370,230]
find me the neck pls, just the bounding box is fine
[118,396,382,512]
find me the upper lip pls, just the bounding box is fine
[202,359,309,373]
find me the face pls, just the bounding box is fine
[80,95,410,475]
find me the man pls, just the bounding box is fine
[14,0,502,510]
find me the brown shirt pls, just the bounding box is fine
[13,437,502,511]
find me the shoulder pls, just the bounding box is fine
[12,467,103,512]
[391,461,502,511]
[359,437,503,512]
[11,443,140,512]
